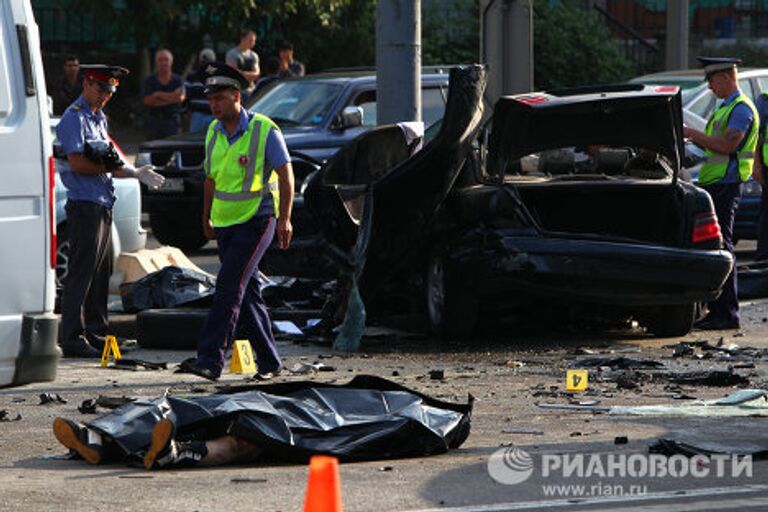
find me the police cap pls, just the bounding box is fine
[201,62,249,94]
[80,64,129,93]
[697,56,742,79]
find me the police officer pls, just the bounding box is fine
[57,65,165,357]
[177,62,294,381]
[683,57,758,330]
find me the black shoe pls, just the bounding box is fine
[250,367,282,382]
[53,417,104,464]
[175,358,220,381]
[144,418,208,470]
[61,337,101,359]
[85,332,126,351]
[693,316,740,331]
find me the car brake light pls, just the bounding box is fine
[516,95,548,105]
[655,86,679,94]
[48,155,56,269]
[692,211,720,244]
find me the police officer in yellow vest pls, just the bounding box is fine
[684,57,758,330]
[177,62,294,380]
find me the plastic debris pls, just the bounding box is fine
[39,393,67,405]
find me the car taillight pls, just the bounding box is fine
[48,155,56,269]
[692,211,721,244]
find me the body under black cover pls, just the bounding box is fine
[86,375,472,464]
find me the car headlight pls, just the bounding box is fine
[743,180,762,197]
[134,152,152,167]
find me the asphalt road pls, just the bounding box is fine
[1,229,766,511]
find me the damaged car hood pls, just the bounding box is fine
[488,84,685,177]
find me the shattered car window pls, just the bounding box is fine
[509,146,674,180]
[249,81,343,126]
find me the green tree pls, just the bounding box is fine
[422,0,479,66]
[534,0,633,90]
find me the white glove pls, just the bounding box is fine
[137,165,165,190]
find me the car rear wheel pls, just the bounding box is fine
[149,212,208,252]
[643,303,695,337]
[426,255,478,338]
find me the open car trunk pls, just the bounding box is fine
[514,182,686,246]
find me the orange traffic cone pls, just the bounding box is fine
[304,455,343,512]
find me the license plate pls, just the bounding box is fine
[153,177,184,193]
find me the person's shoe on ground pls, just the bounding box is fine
[53,417,104,464]
[250,365,282,382]
[144,418,208,470]
[693,315,740,331]
[84,332,128,351]
[174,357,220,381]
[60,336,101,359]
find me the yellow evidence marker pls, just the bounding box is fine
[100,335,122,368]
[230,339,257,374]
[566,369,589,392]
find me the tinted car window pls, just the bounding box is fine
[352,86,448,127]
[249,81,343,126]
[758,76,768,94]
[685,85,716,120]
[423,87,447,126]
[739,78,754,101]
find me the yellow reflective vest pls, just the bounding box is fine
[698,92,758,186]
[203,113,280,228]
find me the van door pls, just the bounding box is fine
[0,0,59,388]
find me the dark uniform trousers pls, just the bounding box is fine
[197,215,282,375]
[703,182,742,323]
[61,200,112,348]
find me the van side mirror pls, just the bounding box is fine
[335,106,363,130]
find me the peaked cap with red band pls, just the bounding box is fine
[81,64,130,93]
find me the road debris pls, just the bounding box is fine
[0,410,21,422]
[39,393,67,405]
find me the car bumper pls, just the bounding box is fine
[455,236,733,306]
[4,313,58,388]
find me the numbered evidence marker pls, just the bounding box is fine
[566,369,589,392]
[100,335,122,368]
[230,340,257,374]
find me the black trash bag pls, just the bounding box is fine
[119,266,216,313]
[84,375,472,465]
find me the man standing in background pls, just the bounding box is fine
[142,49,185,140]
[52,56,82,115]
[226,30,260,101]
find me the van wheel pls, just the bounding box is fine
[149,213,207,252]
[426,255,478,338]
[137,308,209,350]
[644,304,695,337]
[55,224,70,291]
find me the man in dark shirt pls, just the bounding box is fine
[142,49,185,140]
[52,56,82,116]
[277,41,305,78]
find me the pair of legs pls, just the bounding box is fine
[195,215,282,378]
[60,200,112,356]
[53,416,261,469]
[702,182,742,326]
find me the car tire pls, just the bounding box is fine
[136,308,209,350]
[149,212,208,252]
[54,224,70,313]
[644,303,695,337]
[426,255,478,338]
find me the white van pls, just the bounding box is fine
[0,0,59,387]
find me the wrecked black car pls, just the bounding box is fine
[306,74,733,338]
